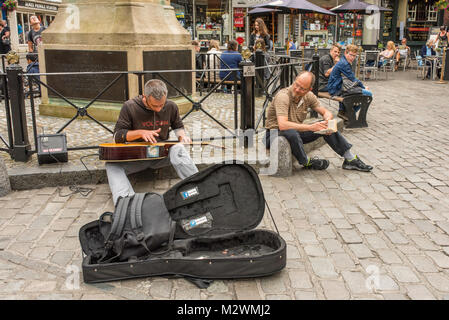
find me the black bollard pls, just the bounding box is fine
[280,56,290,88]
[6,64,31,162]
[311,52,320,118]
[239,60,255,148]
[255,49,265,97]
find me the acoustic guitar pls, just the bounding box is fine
[99,141,212,162]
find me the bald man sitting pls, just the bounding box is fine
[264,71,373,172]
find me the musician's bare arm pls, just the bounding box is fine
[174,128,191,143]
[126,129,161,144]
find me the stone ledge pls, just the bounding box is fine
[6,117,344,190]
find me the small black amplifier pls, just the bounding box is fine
[37,133,68,165]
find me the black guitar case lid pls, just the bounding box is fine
[79,163,286,284]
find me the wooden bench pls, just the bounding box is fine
[317,92,372,128]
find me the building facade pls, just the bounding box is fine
[3,0,60,53]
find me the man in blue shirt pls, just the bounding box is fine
[420,40,436,79]
[219,40,243,82]
[327,44,372,120]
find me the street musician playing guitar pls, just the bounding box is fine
[106,79,198,205]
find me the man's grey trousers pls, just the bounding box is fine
[106,144,198,205]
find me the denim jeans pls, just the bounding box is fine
[338,89,373,112]
[106,144,198,205]
[264,129,352,165]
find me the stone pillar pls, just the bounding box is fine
[39,0,194,121]
[8,9,20,52]
[0,156,11,197]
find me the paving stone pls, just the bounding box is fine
[309,257,338,279]
[29,246,54,260]
[377,275,399,291]
[414,220,437,233]
[425,273,449,292]
[286,244,301,259]
[428,233,449,246]
[407,255,439,273]
[406,285,436,300]
[356,223,377,235]
[377,249,403,264]
[50,251,75,267]
[373,219,396,231]
[0,280,26,293]
[234,280,262,300]
[322,239,345,254]
[316,225,336,239]
[384,231,409,245]
[332,219,352,229]
[304,245,326,257]
[411,236,440,251]
[365,235,389,250]
[320,280,350,300]
[294,291,317,300]
[295,230,319,245]
[341,271,371,295]
[331,253,356,270]
[338,229,363,244]
[288,270,313,289]
[389,266,420,283]
[23,281,58,293]
[425,251,449,268]
[260,273,287,294]
[349,244,374,259]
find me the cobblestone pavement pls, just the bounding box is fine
[1,70,449,300]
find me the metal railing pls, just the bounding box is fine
[0,52,318,162]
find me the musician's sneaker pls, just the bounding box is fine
[342,156,373,172]
[303,156,329,170]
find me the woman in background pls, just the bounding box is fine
[249,18,271,52]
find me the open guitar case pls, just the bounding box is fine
[79,163,286,286]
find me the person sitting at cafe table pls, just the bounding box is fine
[378,41,396,68]
[420,39,437,79]
[395,38,411,71]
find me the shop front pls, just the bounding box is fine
[6,0,60,53]
[172,0,230,46]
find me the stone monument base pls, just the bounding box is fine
[39,96,193,122]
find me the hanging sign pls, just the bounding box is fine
[234,17,244,28]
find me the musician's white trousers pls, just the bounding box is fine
[106,144,199,205]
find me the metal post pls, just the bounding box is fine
[280,57,289,88]
[255,49,265,96]
[311,50,320,118]
[239,60,255,148]
[6,64,31,162]
[192,0,196,40]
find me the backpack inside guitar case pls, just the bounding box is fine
[79,163,286,284]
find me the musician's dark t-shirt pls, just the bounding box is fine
[113,96,184,143]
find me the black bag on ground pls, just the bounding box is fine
[79,163,286,283]
[97,192,175,263]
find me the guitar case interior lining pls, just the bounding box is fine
[79,164,286,283]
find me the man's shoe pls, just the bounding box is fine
[342,156,373,172]
[304,157,330,170]
[337,111,348,121]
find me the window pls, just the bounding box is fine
[427,5,437,22]
[407,4,416,21]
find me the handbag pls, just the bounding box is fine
[2,38,10,46]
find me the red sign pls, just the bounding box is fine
[234,8,245,17]
[409,27,430,32]
[234,17,244,28]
